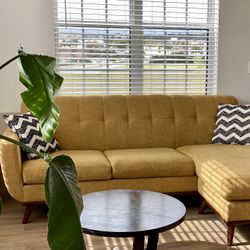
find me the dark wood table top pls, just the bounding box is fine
[80,189,186,237]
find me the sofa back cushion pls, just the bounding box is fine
[21,95,237,150]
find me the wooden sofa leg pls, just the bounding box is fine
[227,224,235,246]
[198,199,207,214]
[22,204,34,224]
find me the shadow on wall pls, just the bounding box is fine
[0,112,21,133]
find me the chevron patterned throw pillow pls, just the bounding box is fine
[3,112,60,159]
[212,104,250,145]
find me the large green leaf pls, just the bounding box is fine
[17,50,63,143]
[45,155,85,250]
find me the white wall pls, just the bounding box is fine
[218,0,250,103]
[0,0,250,113]
[0,0,55,112]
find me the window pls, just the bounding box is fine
[53,0,219,95]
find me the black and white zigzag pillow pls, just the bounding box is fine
[3,112,60,159]
[212,104,250,145]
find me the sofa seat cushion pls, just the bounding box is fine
[178,144,250,201]
[104,148,195,179]
[22,150,112,184]
[198,179,250,222]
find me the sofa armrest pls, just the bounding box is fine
[0,128,24,202]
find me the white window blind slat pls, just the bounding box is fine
[53,0,219,95]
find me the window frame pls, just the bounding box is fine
[54,0,219,95]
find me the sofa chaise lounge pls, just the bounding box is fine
[1,95,249,246]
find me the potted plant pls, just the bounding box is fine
[0,49,86,250]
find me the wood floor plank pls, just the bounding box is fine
[0,196,249,250]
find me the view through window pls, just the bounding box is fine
[54,0,219,95]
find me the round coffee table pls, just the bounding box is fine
[80,189,186,250]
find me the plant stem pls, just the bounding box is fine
[0,134,52,163]
[0,55,21,70]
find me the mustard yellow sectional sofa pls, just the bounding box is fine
[1,95,250,246]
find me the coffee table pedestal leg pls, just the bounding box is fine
[133,235,145,250]
[146,232,159,250]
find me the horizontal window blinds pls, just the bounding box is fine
[53,0,219,95]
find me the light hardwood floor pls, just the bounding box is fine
[0,195,250,250]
